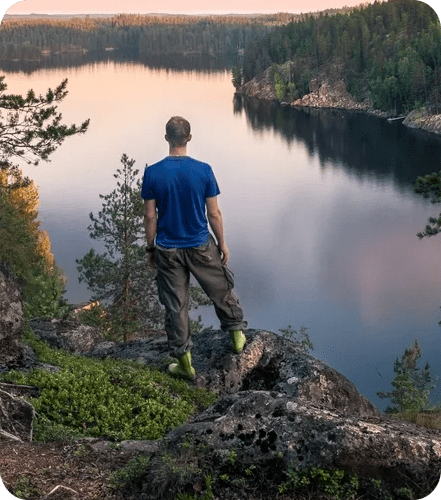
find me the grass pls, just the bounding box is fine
[393,410,441,429]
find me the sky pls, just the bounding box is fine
[1,0,439,18]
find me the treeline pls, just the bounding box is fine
[0,13,294,60]
[241,0,441,114]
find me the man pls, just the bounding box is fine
[141,116,247,380]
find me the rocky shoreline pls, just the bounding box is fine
[237,68,441,136]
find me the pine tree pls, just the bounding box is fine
[377,340,437,413]
[76,154,162,340]
[0,77,89,168]
[415,169,441,238]
[0,78,89,319]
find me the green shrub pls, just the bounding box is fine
[23,263,69,319]
[1,332,217,442]
[109,454,150,490]
[278,466,359,499]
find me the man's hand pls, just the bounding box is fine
[218,242,230,266]
[146,251,157,270]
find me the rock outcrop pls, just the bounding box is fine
[291,76,370,111]
[1,271,440,498]
[237,69,369,111]
[82,330,441,499]
[237,67,276,101]
[29,318,102,355]
[403,107,441,135]
[237,71,441,135]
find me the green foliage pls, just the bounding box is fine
[242,0,441,114]
[13,476,41,499]
[279,325,313,352]
[377,340,437,413]
[0,14,281,60]
[109,454,150,490]
[23,263,69,319]
[0,77,89,167]
[231,66,243,89]
[278,466,360,499]
[271,63,299,102]
[0,332,217,442]
[76,154,163,338]
[274,72,287,101]
[0,77,88,319]
[176,475,214,500]
[415,169,441,238]
[414,167,441,327]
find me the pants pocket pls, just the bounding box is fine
[155,246,179,267]
[192,238,214,266]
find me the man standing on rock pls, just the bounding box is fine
[141,116,247,380]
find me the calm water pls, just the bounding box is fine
[3,55,441,410]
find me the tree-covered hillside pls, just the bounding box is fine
[241,0,441,114]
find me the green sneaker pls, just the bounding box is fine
[168,351,196,380]
[230,330,246,353]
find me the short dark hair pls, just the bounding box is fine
[166,116,191,147]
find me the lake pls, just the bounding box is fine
[3,53,441,410]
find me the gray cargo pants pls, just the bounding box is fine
[155,235,247,358]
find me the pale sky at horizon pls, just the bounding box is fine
[0,0,379,15]
[1,0,440,18]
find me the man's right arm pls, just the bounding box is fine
[206,196,230,266]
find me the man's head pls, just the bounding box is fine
[165,116,192,147]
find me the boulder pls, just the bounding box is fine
[85,329,440,499]
[30,318,102,355]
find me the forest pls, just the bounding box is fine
[240,0,441,114]
[0,13,294,60]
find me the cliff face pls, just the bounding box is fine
[237,67,277,101]
[237,68,369,111]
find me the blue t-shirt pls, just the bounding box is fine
[141,156,220,248]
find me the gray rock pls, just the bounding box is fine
[103,329,440,499]
[30,318,102,355]
[167,390,440,489]
[0,265,26,370]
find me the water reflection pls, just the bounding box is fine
[0,50,234,74]
[234,94,441,190]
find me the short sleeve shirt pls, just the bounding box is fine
[141,156,220,248]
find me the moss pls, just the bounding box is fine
[1,330,217,442]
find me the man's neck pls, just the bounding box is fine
[168,146,188,157]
